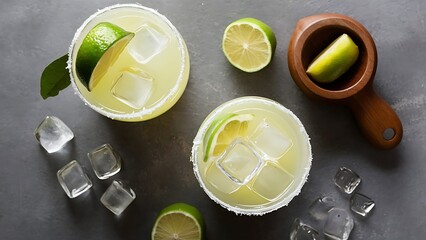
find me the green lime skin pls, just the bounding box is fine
[306,33,359,83]
[76,22,133,89]
[153,202,205,240]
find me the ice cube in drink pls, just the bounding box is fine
[217,140,263,185]
[249,162,294,200]
[111,68,154,109]
[127,25,169,64]
[250,120,293,159]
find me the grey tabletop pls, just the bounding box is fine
[1,0,425,239]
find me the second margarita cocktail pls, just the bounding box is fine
[69,4,190,121]
[192,97,312,215]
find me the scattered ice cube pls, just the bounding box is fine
[308,195,335,220]
[249,162,294,200]
[205,161,241,194]
[290,218,319,240]
[57,160,92,198]
[111,69,154,109]
[323,208,354,240]
[101,180,136,215]
[127,25,169,63]
[87,144,121,179]
[350,193,375,217]
[334,167,361,194]
[217,140,263,185]
[34,116,74,153]
[250,120,293,159]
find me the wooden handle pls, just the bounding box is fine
[348,85,403,149]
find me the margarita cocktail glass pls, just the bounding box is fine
[191,96,312,215]
[69,4,190,121]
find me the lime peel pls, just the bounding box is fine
[306,33,359,83]
[151,202,205,240]
[76,22,134,91]
[222,17,276,72]
[203,113,254,162]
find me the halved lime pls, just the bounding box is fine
[76,22,134,91]
[306,33,359,83]
[222,18,276,72]
[151,203,205,240]
[203,113,254,162]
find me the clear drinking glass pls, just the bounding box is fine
[191,96,312,215]
[68,4,190,121]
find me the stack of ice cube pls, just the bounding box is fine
[207,120,295,201]
[291,166,377,240]
[35,116,135,215]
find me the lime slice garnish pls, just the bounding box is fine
[306,33,359,83]
[203,113,254,162]
[222,18,276,72]
[76,22,134,91]
[151,202,205,240]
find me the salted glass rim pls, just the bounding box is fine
[68,3,187,120]
[191,96,312,215]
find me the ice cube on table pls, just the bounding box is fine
[249,162,294,200]
[111,69,154,109]
[87,144,121,179]
[34,116,74,153]
[323,208,354,240]
[290,218,319,240]
[250,120,292,159]
[217,140,263,185]
[350,193,375,217]
[334,167,361,194]
[308,195,335,220]
[127,25,169,64]
[57,160,92,198]
[205,161,241,194]
[101,180,136,215]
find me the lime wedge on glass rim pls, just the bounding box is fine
[306,33,359,83]
[151,202,205,240]
[222,18,276,72]
[203,113,254,162]
[75,22,134,91]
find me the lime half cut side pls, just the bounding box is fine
[306,33,359,83]
[222,18,276,72]
[203,113,254,162]
[76,22,134,91]
[151,202,205,240]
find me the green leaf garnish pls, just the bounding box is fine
[40,54,70,99]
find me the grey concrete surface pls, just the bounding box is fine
[1,0,425,239]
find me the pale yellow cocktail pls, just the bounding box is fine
[191,97,312,215]
[69,4,190,121]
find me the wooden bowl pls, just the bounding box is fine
[288,13,403,149]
